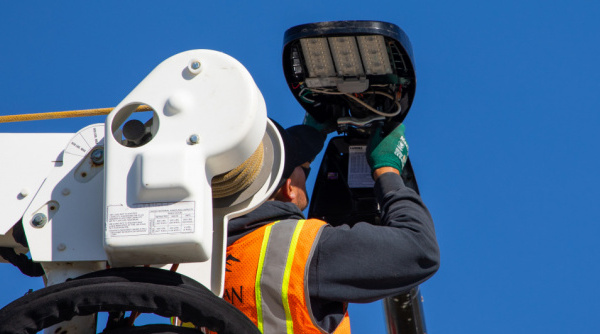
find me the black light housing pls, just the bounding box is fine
[282,20,417,130]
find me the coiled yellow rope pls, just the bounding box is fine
[0,105,153,123]
[211,142,264,198]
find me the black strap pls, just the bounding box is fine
[0,247,44,277]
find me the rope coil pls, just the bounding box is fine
[211,142,264,198]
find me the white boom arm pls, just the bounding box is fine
[0,50,284,304]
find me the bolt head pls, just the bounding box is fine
[90,148,104,165]
[31,213,47,228]
[188,59,202,75]
[189,134,200,144]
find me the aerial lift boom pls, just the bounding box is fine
[0,49,280,334]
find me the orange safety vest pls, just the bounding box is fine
[224,219,351,334]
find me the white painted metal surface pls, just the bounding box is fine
[22,124,106,262]
[0,133,72,235]
[0,49,286,305]
[103,49,270,293]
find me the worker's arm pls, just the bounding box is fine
[308,171,439,303]
[308,124,439,303]
[372,166,400,180]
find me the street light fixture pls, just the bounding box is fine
[282,20,417,130]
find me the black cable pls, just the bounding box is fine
[0,247,44,277]
[0,219,44,277]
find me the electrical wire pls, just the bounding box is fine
[307,87,401,117]
[345,92,401,117]
[298,87,315,103]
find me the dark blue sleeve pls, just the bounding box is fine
[308,172,440,304]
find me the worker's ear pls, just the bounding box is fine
[270,177,294,202]
[279,178,295,202]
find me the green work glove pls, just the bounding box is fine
[302,112,337,135]
[366,123,409,173]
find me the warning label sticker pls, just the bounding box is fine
[107,202,195,238]
[348,145,375,188]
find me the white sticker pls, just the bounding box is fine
[348,145,375,188]
[107,201,195,237]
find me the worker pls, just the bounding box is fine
[223,117,440,333]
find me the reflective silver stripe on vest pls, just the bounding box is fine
[257,219,298,333]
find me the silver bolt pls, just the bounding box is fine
[57,243,67,251]
[189,134,200,144]
[90,147,104,165]
[31,213,48,228]
[188,59,202,75]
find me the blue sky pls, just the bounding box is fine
[1,1,600,333]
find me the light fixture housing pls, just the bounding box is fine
[283,20,417,128]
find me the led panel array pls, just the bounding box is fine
[300,35,393,79]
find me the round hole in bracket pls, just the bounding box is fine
[111,103,159,147]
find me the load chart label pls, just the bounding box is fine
[106,201,195,237]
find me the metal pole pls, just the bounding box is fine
[384,287,427,334]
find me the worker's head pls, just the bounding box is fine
[271,121,325,210]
